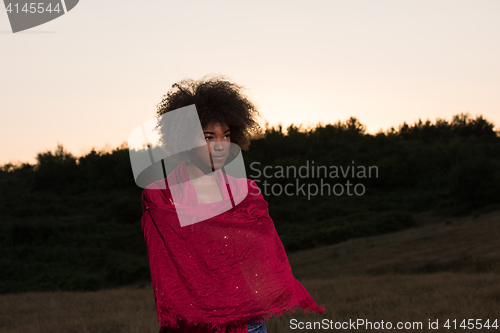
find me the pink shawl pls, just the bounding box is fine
[141,163,324,332]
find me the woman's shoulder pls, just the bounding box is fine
[245,178,262,197]
[223,176,262,198]
[221,173,262,197]
[141,179,172,211]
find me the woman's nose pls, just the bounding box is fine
[213,141,224,151]
[210,139,227,152]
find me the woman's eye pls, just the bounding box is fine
[204,135,230,141]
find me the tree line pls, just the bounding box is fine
[1,112,498,293]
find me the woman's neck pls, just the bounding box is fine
[186,162,217,183]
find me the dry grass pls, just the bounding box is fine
[267,274,500,332]
[0,287,158,333]
[289,210,500,278]
[2,211,499,332]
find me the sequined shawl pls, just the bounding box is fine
[141,163,325,333]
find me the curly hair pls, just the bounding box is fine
[155,75,261,163]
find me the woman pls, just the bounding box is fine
[141,76,324,333]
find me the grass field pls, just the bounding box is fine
[1,210,499,333]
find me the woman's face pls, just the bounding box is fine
[189,122,231,174]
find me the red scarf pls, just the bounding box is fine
[141,163,324,332]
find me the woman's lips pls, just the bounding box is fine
[212,155,227,160]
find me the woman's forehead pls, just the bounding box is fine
[203,122,229,132]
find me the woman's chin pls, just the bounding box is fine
[211,159,227,170]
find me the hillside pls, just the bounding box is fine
[1,210,499,333]
[288,209,500,279]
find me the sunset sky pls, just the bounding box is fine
[1,0,499,166]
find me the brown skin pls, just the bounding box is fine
[186,122,231,204]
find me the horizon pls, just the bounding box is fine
[1,111,497,167]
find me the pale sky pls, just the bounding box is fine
[1,0,499,166]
